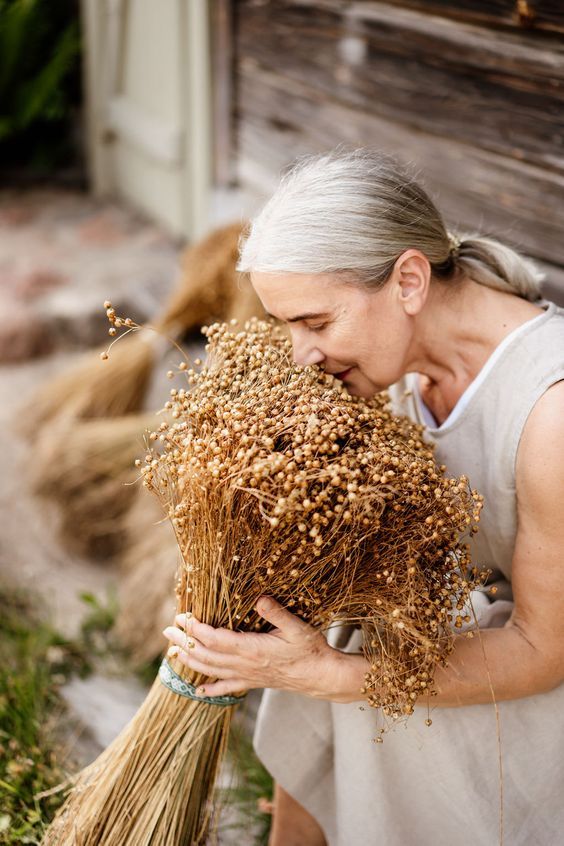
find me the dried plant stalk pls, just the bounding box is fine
[21,333,155,438]
[114,492,178,663]
[43,316,483,845]
[23,221,260,439]
[31,414,155,557]
[23,223,262,562]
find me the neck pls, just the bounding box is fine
[406,279,543,414]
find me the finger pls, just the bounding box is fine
[174,612,197,629]
[165,632,244,672]
[197,678,250,698]
[254,596,314,641]
[172,650,234,679]
[174,616,244,652]
[163,626,200,652]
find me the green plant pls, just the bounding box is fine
[0,586,87,844]
[79,589,119,653]
[0,0,81,171]
[0,582,273,844]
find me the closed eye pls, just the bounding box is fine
[308,323,327,332]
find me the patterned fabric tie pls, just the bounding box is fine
[158,658,245,706]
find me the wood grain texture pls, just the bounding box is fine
[211,0,236,187]
[232,0,564,292]
[374,0,564,35]
[235,64,564,266]
[235,1,564,173]
[292,0,564,34]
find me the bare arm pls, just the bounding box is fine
[429,379,564,707]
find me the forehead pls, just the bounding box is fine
[250,271,348,318]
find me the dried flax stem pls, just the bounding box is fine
[42,315,485,844]
[43,677,232,845]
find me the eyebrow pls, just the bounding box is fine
[266,311,328,323]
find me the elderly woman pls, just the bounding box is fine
[164,148,564,845]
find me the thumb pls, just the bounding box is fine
[255,596,313,640]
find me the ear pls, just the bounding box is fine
[393,250,431,316]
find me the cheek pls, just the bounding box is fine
[328,322,367,356]
[356,333,407,386]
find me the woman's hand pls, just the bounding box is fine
[162,596,368,703]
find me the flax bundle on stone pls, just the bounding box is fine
[25,221,262,562]
[43,316,483,846]
[24,221,259,437]
[30,414,156,558]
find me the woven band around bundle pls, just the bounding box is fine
[158,658,245,706]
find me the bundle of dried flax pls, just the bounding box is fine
[43,313,483,846]
[24,221,259,436]
[31,414,156,557]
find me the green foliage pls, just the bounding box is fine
[220,721,274,845]
[0,0,81,171]
[0,585,273,844]
[79,589,119,651]
[0,586,89,844]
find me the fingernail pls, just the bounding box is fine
[175,612,190,623]
[196,686,206,696]
[167,646,180,657]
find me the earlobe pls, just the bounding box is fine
[401,292,419,316]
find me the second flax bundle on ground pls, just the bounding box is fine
[43,317,484,846]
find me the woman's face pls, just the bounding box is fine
[250,269,418,398]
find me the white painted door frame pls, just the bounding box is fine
[80,0,212,241]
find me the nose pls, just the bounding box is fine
[290,329,325,368]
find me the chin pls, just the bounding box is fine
[347,379,384,399]
[344,384,371,399]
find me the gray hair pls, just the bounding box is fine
[236,147,543,302]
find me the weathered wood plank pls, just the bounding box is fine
[290,0,564,35]
[211,0,236,187]
[366,0,564,35]
[235,64,564,265]
[235,0,564,173]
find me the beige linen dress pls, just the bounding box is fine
[254,301,564,846]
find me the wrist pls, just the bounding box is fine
[313,650,369,704]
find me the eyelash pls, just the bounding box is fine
[308,323,327,332]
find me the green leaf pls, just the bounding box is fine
[15,22,80,130]
[78,592,98,607]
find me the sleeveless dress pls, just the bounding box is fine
[253,301,564,846]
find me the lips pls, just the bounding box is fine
[334,368,352,380]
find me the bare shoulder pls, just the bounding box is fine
[518,379,564,457]
[516,379,564,523]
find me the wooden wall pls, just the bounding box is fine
[222,0,564,299]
